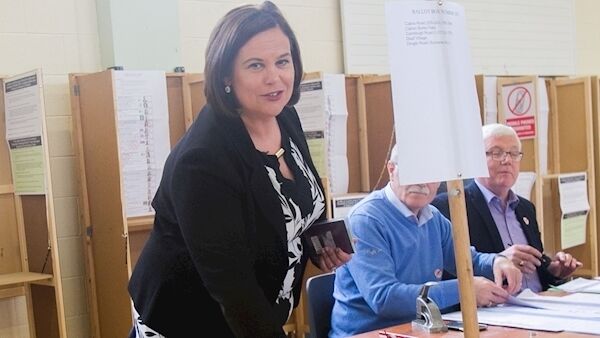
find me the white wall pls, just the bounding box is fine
[575,0,600,74]
[0,0,101,336]
[179,0,344,73]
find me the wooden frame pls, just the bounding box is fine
[545,77,598,277]
[592,76,600,273]
[356,75,394,192]
[70,70,204,337]
[0,76,66,337]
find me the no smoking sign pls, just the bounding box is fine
[501,81,536,139]
[507,86,531,116]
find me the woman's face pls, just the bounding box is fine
[228,27,294,119]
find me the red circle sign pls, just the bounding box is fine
[507,86,531,116]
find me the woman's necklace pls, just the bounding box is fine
[275,148,285,159]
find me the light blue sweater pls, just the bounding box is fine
[330,185,496,337]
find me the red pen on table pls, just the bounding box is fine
[378,330,417,338]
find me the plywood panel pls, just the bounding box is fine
[362,76,394,191]
[31,285,59,338]
[166,75,187,148]
[21,196,50,274]
[548,77,597,277]
[0,195,21,274]
[75,70,132,338]
[345,75,362,193]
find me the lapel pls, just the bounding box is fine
[514,200,541,251]
[465,182,505,252]
[214,108,287,244]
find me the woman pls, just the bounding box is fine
[128,2,350,337]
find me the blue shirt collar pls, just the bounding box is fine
[384,183,433,226]
[474,179,519,209]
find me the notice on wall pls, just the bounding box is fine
[512,171,536,201]
[114,71,170,217]
[559,172,589,249]
[4,69,46,195]
[384,1,488,185]
[296,74,349,195]
[500,81,537,139]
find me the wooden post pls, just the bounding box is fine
[446,179,479,337]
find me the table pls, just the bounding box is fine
[350,322,596,338]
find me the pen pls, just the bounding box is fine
[378,330,418,338]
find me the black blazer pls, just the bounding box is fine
[431,181,558,290]
[128,104,324,337]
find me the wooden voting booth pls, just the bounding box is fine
[494,76,598,277]
[592,76,600,271]
[353,73,600,277]
[0,76,67,337]
[71,70,341,338]
[356,75,394,192]
[545,77,597,276]
[69,70,205,337]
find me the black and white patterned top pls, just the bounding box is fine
[260,136,325,324]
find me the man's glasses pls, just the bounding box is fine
[485,150,523,162]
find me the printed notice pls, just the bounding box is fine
[384,1,488,185]
[8,137,44,194]
[501,81,537,139]
[559,173,589,248]
[295,75,349,194]
[512,171,536,201]
[296,80,328,177]
[4,70,46,195]
[114,71,170,217]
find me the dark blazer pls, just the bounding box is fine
[128,104,324,337]
[431,181,558,290]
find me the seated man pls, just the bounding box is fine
[329,144,522,338]
[432,123,581,292]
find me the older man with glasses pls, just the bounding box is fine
[432,123,581,293]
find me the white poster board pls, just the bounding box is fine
[4,69,46,195]
[385,1,487,185]
[114,71,171,217]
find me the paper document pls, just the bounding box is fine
[384,1,488,185]
[559,172,589,213]
[114,71,171,217]
[443,304,600,334]
[555,277,600,294]
[512,171,535,200]
[515,288,600,317]
[295,74,349,195]
[483,76,498,124]
[4,69,46,195]
[558,172,589,248]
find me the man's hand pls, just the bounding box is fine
[493,254,522,294]
[547,251,582,279]
[473,276,509,307]
[499,244,542,274]
[318,247,352,272]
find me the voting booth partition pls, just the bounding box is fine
[354,74,600,277]
[544,77,597,277]
[70,70,205,337]
[0,74,67,337]
[71,70,364,338]
[593,76,600,270]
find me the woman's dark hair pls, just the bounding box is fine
[204,1,303,116]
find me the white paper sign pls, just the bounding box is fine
[558,172,589,249]
[114,71,171,217]
[385,1,487,185]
